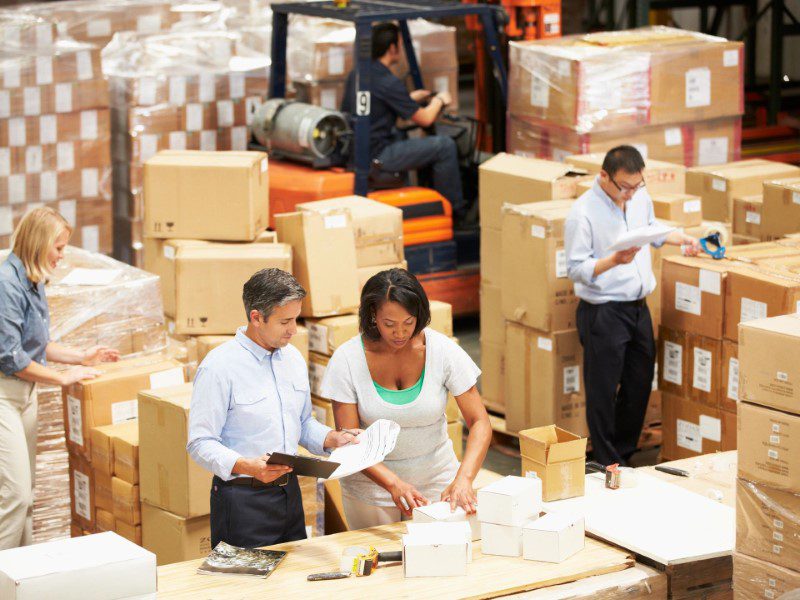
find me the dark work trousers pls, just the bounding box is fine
[576,299,655,467]
[377,135,465,217]
[209,474,307,549]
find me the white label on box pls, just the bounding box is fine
[324,214,347,229]
[537,337,553,352]
[9,118,25,146]
[555,249,567,278]
[772,423,781,434]
[186,103,202,131]
[712,178,727,192]
[76,51,93,81]
[229,73,245,99]
[40,115,56,144]
[0,91,10,118]
[675,282,702,315]
[0,148,8,177]
[723,49,739,67]
[217,99,234,127]
[777,371,789,382]
[698,269,721,295]
[664,127,682,147]
[531,225,545,239]
[686,67,711,108]
[766,589,776,599]
[40,171,57,200]
[81,225,99,252]
[137,14,161,33]
[67,395,84,446]
[163,244,176,259]
[320,88,337,110]
[25,146,42,173]
[199,73,215,102]
[774,519,784,530]
[9,175,25,204]
[683,199,701,214]
[150,366,184,389]
[81,168,98,197]
[23,87,41,116]
[87,18,111,38]
[768,449,779,460]
[80,110,98,140]
[73,469,91,521]
[563,365,580,394]
[434,76,449,95]
[59,200,76,226]
[770,434,780,445]
[698,137,729,167]
[201,130,216,151]
[693,347,712,392]
[530,76,550,108]
[745,210,761,225]
[232,126,248,151]
[741,297,767,323]
[663,341,683,385]
[137,78,157,105]
[139,134,158,162]
[169,131,186,150]
[36,56,53,85]
[727,357,739,401]
[774,532,784,543]
[55,83,72,113]
[3,65,20,88]
[169,76,186,105]
[328,47,345,75]
[699,414,721,442]
[677,419,702,453]
[0,207,13,236]
[793,192,800,205]
[308,324,328,354]
[111,399,138,424]
[632,143,649,160]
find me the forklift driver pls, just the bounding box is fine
[341,22,468,228]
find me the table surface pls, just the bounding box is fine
[638,451,737,508]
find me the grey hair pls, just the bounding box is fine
[242,268,306,320]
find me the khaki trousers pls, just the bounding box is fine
[0,375,37,550]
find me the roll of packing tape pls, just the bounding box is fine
[617,467,638,489]
[340,546,369,573]
[702,225,729,247]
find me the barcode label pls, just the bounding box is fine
[693,347,712,392]
[555,250,567,278]
[727,358,739,401]
[563,366,580,394]
[768,449,779,460]
[67,395,84,446]
[663,341,683,385]
[73,469,91,521]
[308,323,328,354]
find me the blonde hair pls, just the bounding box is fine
[11,207,72,283]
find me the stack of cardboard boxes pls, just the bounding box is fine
[733,314,800,596]
[507,27,743,166]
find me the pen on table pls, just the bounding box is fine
[655,465,690,477]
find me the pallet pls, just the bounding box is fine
[639,554,733,600]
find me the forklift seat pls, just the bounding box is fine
[368,158,408,191]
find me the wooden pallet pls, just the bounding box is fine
[639,554,733,600]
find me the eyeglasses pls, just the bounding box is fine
[609,175,646,194]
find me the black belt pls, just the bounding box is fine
[618,298,647,307]
[215,474,292,489]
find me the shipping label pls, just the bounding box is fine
[73,469,91,521]
[727,357,739,401]
[675,282,702,315]
[67,395,84,446]
[693,347,712,393]
[740,297,767,323]
[676,419,702,453]
[663,341,683,385]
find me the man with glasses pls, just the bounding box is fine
[565,146,699,467]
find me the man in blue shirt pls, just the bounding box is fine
[341,22,466,223]
[565,146,700,467]
[187,269,358,548]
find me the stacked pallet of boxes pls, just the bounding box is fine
[506,26,743,167]
[0,13,112,252]
[733,313,800,597]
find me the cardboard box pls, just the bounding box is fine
[412,502,480,542]
[305,314,357,356]
[661,393,736,460]
[687,333,723,408]
[738,401,800,492]
[115,520,142,546]
[565,154,686,196]
[501,200,577,332]
[0,532,156,599]
[732,234,760,246]
[311,395,335,429]
[723,240,800,264]
[63,358,185,459]
[138,383,212,517]
[732,552,800,600]
[308,352,330,399]
[141,502,212,566]
[732,194,764,239]
[95,508,115,533]
[477,475,542,527]
[356,261,408,289]
[522,513,584,563]
[479,153,584,231]
[736,477,800,571]
[294,79,346,111]
[480,522,524,557]
[94,469,113,513]
[658,326,688,397]
[143,150,268,240]
[90,423,119,475]
[448,421,463,461]
[68,452,94,531]
[721,339,739,413]
[479,283,504,347]
[685,159,800,222]
[296,196,404,268]
[112,477,141,526]
[402,523,469,577]
[519,425,586,501]
[650,193,703,226]
[274,210,360,317]
[739,314,800,415]
[480,227,502,287]
[724,267,800,342]
[194,328,308,365]
[113,421,139,485]
[504,323,586,436]
[429,301,454,338]
[762,177,800,240]
[479,340,505,413]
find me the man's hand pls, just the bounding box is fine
[235,455,292,484]
[81,345,120,366]
[441,474,477,514]
[611,246,641,265]
[680,235,701,257]
[409,89,432,102]
[435,91,453,107]
[323,428,363,451]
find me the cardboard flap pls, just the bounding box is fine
[519,425,586,463]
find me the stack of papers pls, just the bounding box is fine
[327,419,400,480]
[607,224,675,252]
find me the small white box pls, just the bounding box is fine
[523,512,585,563]
[480,521,525,557]
[402,522,470,577]
[0,531,156,599]
[413,501,481,541]
[477,475,542,526]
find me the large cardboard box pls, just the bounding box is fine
[479,153,584,231]
[661,393,736,460]
[68,452,94,531]
[685,159,800,222]
[739,314,800,415]
[480,340,505,413]
[115,520,142,546]
[736,477,800,571]
[480,227,502,287]
[721,339,739,413]
[650,193,702,227]
[112,477,141,526]
[564,154,686,196]
[737,401,800,492]
[141,502,212,566]
[113,421,139,485]
[308,352,330,399]
[687,332,723,409]
[138,384,212,517]
[501,200,577,332]
[95,508,115,533]
[94,469,113,514]
[194,326,309,365]
[724,267,800,342]
[143,150,268,240]
[519,425,586,501]
[732,552,800,600]
[63,356,185,459]
[723,240,800,263]
[504,323,586,436]
[356,261,408,289]
[90,423,119,476]
[274,210,360,317]
[732,194,764,240]
[429,301,454,338]
[480,283,504,347]
[762,177,800,240]
[306,314,360,356]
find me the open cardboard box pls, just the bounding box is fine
[519,425,587,501]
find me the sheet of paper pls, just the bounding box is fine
[607,224,675,253]
[59,268,122,286]
[326,419,400,480]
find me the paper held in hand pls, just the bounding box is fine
[607,224,675,253]
[327,419,401,480]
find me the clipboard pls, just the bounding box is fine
[266,452,340,479]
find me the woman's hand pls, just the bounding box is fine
[441,474,477,514]
[81,345,120,366]
[60,365,101,386]
[388,478,429,517]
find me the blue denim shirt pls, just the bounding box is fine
[0,252,50,376]
[187,328,331,481]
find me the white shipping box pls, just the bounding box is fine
[0,532,156,599]
[405,521,473,562]
[402,522,470,577]
[480,522,524,557]
[412,501,481,541]
[522,512,585,563]
[477,475,542,526]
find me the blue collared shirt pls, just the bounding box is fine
[187,327,331,481]
[0,252,50,376]
[565,178,665,304]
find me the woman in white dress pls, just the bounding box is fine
[320,268,492,530]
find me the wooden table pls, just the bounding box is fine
[157,522,633,599]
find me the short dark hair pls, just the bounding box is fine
[602,145,646,177]
[359,268,431,341]
[242,268,306,320]
[372,22,400,60]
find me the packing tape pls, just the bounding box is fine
[340,546,369,573]
[617,467,638,489]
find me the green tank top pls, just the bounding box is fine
[361,338,425,405]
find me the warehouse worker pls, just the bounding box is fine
[321,268,492,529]
[341,22,469,227]
[0,207,119,550]
[187,269,359,549]
[565,146,701,467]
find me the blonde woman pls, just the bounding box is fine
[0,207,119,549]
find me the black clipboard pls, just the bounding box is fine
[266,452,340,479]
